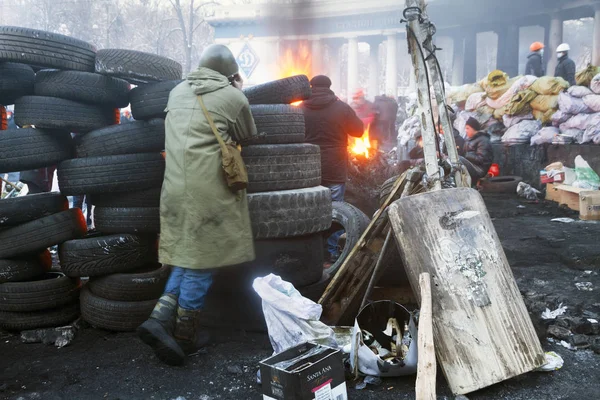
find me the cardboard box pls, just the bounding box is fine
[554,185,600,220]
[260,342,347,400]
[545,183,562,202]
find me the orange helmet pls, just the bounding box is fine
[530,42,544,52]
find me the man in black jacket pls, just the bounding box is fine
[554,43,576,86]
[460,117,493,184]
[525,42,545,77]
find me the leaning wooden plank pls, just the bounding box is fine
[388,188,545,395]
[416,273,436,400]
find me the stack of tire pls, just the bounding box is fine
[57,48,182,332]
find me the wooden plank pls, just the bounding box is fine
[545,183,561,202]
[388,188,545,395]
[559,188,581,211]
[416,273,436,400]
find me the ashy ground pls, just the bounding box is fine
[1,194,600,400]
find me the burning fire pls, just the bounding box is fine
[350,124,374,158]
[278,41,312,106]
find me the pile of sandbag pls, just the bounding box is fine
[575,64,600,87]
[501,119,541,146]
[447,83,484,108]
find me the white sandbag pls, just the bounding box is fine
[595,134,600,145]
[591,73,600,94]
[502,120,542,146]
[465,92,487,111]
[551,110,571,127]
[582,94,600,113]
[567,85,593,98]
[581,113,600,143]
[397,115,422,147]
[530,127,559,146]
[485,75,538,110]
[558,92,593,114]
[503,112,534,128]
[561,129,585,144]
[560,114,591,131]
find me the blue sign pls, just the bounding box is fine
[236,43,260,79]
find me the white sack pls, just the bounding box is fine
[582,94,600,113]
[558,92,593,114]
[560,114,591,131]
[465,92,487,111]
[502,120,542,146]
[485,75,538,110]
[551,110,571,127]
[397,115,422,147]
[503,112,534,128]
[591,73,600,94]
[530,127,559,146]
[567,85,593,98]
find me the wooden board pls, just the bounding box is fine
[556,184,583,211]
[416,273,436,400]
[388,187,545,395]
[545,183,561,202]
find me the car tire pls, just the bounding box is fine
[74,119,165,158]
[0,272,80,312]
[0,209,87,259]
[0,192,69,228]
[88,187,161,208]
[0,26,96,72]
[80,286,156,332]
[130,80,181,121]
[95,49,182,84]
[94,207,160,234]
[248,105,305,144]
[0,302,80,331]
[57,153,165,196]
[0,251,51,284]
[244,144,321,193]
[14,96,115,133]
[88,264,169,302]
[0,63,35,105]
[478,175,523,194]
[243,75,311,105]
[34,70,130,108]
[59,234,156,278]
[248,186,332,239]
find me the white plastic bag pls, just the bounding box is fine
[591,73,600,94]
[567,85,593,98]
[560,114,590,131]
[551,110,571,127]
[253,274,337,354]
[558,92,593,114]
[530,127,559,146]
[397,115,421,147]
[465,92,487,111]
[503,112,534,128]
[502,120,542,146]
[582,94,600,113]
[573,155,600,190]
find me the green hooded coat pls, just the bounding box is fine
[159,67,258,269]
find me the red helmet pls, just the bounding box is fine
[530,42,544,52]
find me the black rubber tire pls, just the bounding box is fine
[0,209,87,259]
[59,234,156,278]
[379,175,401,207]
[0,251,51,284]
[213,234,324,289]
[14,96,115,133]
[0,128,73,174]
[324,202,371,276]
[248,186,332,239]
[80,286,156,332]
[299,272,331,303]
[57,153,165,196]
[0,302,80,331]
[0,62,35,105]
[0,26,96,72]
[243,144,321,193]
[94,207,160,234]
[249,105,305,144]
[479,175,523,194]
[0,192,69,228]
[35,70,130,108]
[0,272,80,312]
[74,119,165,158]
[130,80,181,121]
[88,187,161,208]
[95,49,182,84]
[243,75,311,105]
[88,264,169,301]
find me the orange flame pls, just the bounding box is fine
[278,41,312,106]
[350,124,374,158]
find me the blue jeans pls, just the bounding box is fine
[325,183,346,258]
[164,267,214,311]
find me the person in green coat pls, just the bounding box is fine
[137,44,258,366]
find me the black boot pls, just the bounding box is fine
[174,307,210,355]
[137,294,185,366]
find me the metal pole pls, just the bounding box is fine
[360,230,393,310]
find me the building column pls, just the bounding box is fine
[367,38,381,100]
[593,5,600,66]
[547,13,563,77]
[463,31,477,84]
[496,24,520,77]
[311,38,323,77]
[347,36,359,97]
[386,33,398,97]
[452,35,465,86]
[327,41,343,95]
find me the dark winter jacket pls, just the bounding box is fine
[463,131,493,172]
[555,55,576,86]
[525,52,545,77]
[302,88,364,185]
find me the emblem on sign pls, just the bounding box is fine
[236,43,259,79]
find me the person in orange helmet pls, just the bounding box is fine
[525,42,545,77]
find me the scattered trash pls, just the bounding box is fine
[226,365,243,375]
[551,218,576,224]
[253,274,337,354]
[517,181,541,200]
[588,319,599,324]
[573,155,600,190]
[558,340,576,351]
[547,325,571,341]
[535,351,564,372]
[517,205,526,209]
[20,319,83,348]
[575,282,594,291]
[542,304,568,320]
[355,375,382,390]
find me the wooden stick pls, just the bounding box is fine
[359,229,393,310]
[0,176,21,192]
[416,272,436,400]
